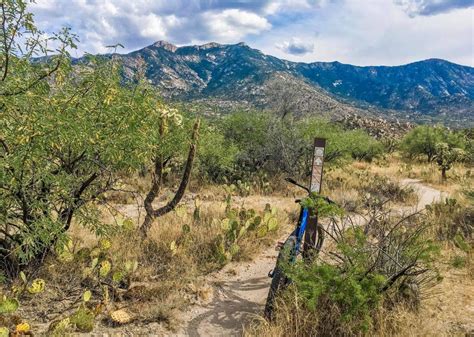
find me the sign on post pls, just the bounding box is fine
[309,138,326,194]
[303,138,326,258]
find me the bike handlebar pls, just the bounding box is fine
[286,177,336,205]
[285,177,310,193]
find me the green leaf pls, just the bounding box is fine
[182,224,191,234]
[230,219,239,231]
[453,234,470,252]
[112,271,124,283]
[263,212,271,223]
[99,238,111,251]
[19,271,27,284]
[238,226,247,239]
[250,216,261,230]
[91,257,99,269]
[175,206,186,218]
[122,218,135,231]
[70,305,95,332]
[170,241,177,256]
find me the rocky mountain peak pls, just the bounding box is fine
[197,42,222,50]
[108,41,473,126]
[151,40,178,52]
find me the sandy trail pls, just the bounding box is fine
[400,178,445,209]
[173,179,445,337]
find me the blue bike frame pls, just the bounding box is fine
[293,207,310,261]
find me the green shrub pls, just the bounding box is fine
[288,261,386,333]
[278,206,440,335]
[345,130,385,162]
[196,123,238,182]
[218,112,385,181]
[401,125,466,162]
[0,0,191,277]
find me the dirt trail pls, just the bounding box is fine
[400,178,445,210]
[174,179,445,337]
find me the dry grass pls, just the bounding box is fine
[385,247,474,336]
[369,154,473,194]
[324,161,419,211]
[17,187,293,334]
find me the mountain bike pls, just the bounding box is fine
[263,178,336,319]
[264,138,333,320]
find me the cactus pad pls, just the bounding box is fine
[110,309,132,324]
[27,278,46,294]
[99,260,112,277]
[0,297,19,314]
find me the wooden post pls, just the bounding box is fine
[303,138,326,258]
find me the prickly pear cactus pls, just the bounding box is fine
[193,197,202,222]
[99,238,111,251]
[0,297,19,314]
[0,327,8,337]
[99,260,112,277]
[55,237,75,262]
[15,322,30,333]
[70,305,95,333]
[48,317,72,336]
[267,217,278,231]
[217,199,279,261]
[27,279,46,294]
[124,260,138,274]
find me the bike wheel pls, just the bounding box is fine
[315,224,325,253]
[264,235,296,320]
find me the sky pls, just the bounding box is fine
[30,0,474,66]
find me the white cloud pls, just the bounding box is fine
[263,0,330,14]
[276,38,315,55]
[202,9,271,42]
[394,0,473,16]
[29,0,273,55]
[255,0,473,66]
[29,0,474,66]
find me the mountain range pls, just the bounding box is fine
[95,41,473,125]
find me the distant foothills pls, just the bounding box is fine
[75,41,474,126]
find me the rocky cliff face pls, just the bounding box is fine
[95,41,473,125]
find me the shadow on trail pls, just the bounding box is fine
[186,276,269,337]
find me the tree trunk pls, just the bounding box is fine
[141,118,200,236]
[441,167,447,181]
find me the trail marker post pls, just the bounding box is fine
[303,138,326,258]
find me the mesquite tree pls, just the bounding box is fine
[401,125,466,163]
[0,0,160,277]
